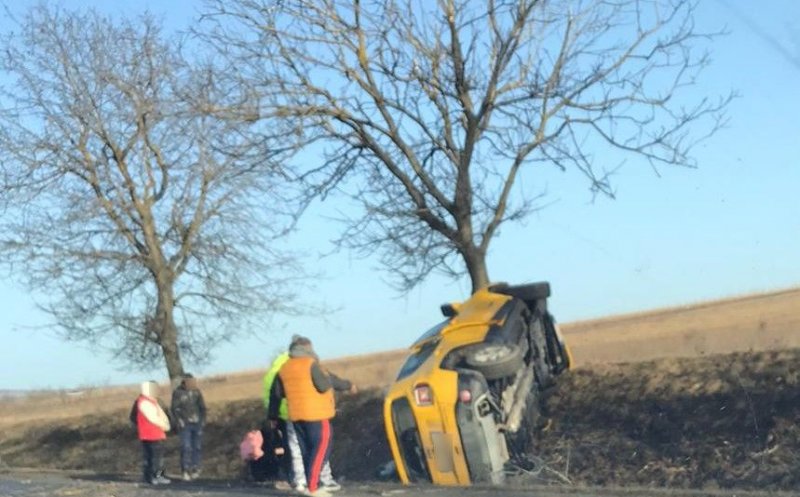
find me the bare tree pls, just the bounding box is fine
[0,6,302,380]
[201,0,732,293]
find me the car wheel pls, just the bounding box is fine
[463,343,524,380]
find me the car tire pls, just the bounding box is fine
[463,343,524,380]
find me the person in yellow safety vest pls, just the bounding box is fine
[263,350,290,417]
[268,336,356,497]
[262,350,293,483]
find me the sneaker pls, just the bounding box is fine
[274,481,292,490]
[302,489,331,497]
[182,471,192,481]
[294,483,307,493]
[190,469,201,479]
[321,481,341,492]
[152,475,172,485]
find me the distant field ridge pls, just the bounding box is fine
[1,286,798,428]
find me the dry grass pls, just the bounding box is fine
[562,286,800,365]
[2,286,798,429]
[0,350,408,430]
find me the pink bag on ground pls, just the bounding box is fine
[239,430,264,461]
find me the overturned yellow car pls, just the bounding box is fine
[383,282,571,485]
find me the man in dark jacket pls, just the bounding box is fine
[171,373,207,481]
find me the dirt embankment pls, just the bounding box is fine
[0,389,393,483]
[3,347,800,491]
[535,348,800,490]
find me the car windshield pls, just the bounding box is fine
[396,339,438,381]
[411,319,450,347]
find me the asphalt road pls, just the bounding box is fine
[0,470,794,497]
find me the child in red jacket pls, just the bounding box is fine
[130,380,172,485]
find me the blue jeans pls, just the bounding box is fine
[179,422,203,472]
[140,440,164,482]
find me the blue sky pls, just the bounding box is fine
[1,0,798,390]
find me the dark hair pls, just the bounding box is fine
[290,334,311,347]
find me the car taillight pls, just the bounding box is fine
[413,384,433,406]
[458,389,472,404]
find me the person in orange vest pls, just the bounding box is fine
[130,380,172,485]
[268,336,356,497]
[264,336,343,492]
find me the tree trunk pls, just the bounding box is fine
[160,317,184,383]
[156,284,185,383]
[464,247,490,293]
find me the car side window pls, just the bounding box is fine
[396,340,439,380]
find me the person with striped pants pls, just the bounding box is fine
[268,336,356,497]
